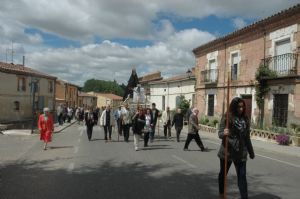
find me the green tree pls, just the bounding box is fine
[178,95,190,120]
[82,79,124,96]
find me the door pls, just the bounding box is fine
[274,39,292,75]
[241,95,252,122]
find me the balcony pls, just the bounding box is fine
[263,53,298,76]
[200,69,219,84]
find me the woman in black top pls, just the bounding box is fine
[218,97,255,199]
[172,108,184,142]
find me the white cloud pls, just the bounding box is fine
[20,28,214,86]
[0,0,298,42]
[232,18,247,30]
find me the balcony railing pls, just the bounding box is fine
[263,53,298,76]
[201,69,219,83]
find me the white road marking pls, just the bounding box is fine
[74,146,79,154]
[205,140,300,169]
[68,162,75,172]
[172,155,197,168]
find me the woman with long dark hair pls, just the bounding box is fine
[218,97,255,199]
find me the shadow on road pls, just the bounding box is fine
[0,159,282,199]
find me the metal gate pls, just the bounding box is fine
[273,94,288,127]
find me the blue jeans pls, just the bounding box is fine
[218,159,248,199]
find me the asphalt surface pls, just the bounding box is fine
[1,124,300,199]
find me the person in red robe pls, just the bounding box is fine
[38,107,54,150]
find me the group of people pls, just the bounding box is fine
[37,97,254,199]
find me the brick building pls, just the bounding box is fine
[193,4,300,128]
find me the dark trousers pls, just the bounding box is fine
[104,125,112,140]
[218,159,248,199]
[86,126,93,141]
[150,125,156,140]
[117,119,122,135]
[58,114,63,125]
[164,121,171,137]
[122,124,130,142]
[144,132,150,146]
[184,133,204,150]
[175,126,182,142]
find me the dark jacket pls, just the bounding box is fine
[217,116,255,162]
[132,114,145,135]
[188,114,199,134]
[172,113,184,128]
[151,108,160,126]
[85,112,95,128]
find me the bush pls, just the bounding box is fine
[199,116,209,125]
[276,134,290,145]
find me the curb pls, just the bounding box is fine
[54,120,77,134]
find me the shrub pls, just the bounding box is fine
[276,134,290,145]
[199,116,209,125]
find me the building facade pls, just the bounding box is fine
[149,71,196,111]
[87,92,122,109]
[193,4,300,128]
[0,62,56,123]
[55,79,79,108]
[78,92,97,109]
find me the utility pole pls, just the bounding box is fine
[31,78,38,134]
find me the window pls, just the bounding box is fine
[176,96,181,108]
[272,94,288,127]
[231,53,239,80]
[14,101,20,111]
[209,59,217,81]
[162,96,165,111]
[48,81,53,93]
[207,94,214,116]
[17,77,26,91]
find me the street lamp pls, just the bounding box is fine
[186,69,192,79]
[30,78,38,134]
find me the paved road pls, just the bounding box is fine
[1,124,300,199]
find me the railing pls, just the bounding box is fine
[263,53,298,76]
[200,69,219,83]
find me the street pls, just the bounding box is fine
[1,124,300,199]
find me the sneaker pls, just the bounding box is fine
[183,148,188,151]
[201,147,208,152]
[135,147,139,151]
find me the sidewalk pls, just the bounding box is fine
[157,124,300,158]
[1,119,76,136]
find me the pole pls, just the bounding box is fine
[31,80,36,134]
[223,72,231,199]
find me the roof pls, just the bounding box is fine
[88,92,122,100]
[56,79,80,88]
[193,4,300,55]
[78,92,97,97]
[0,62,56,80]
[149,73,195,85]
[139,71,163,83]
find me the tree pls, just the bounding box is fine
[178,95,190,120]
[82,79,124,96]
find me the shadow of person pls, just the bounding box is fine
[250,193,282,199]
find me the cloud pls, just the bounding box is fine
[20,28,215,86]
[232,18,247,30]
[0,0,298,42]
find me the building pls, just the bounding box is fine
[55,79,79,108]
[0,62,56,123]
[193,4,300,127]
[149,69,195,111]
[87,92,122,109]
[78,92,97,109]
[139,71,163,106]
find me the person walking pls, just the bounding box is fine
[100,105,115,142]
[132,108,145,151]
[120,103,132,142]
[172,108,184,142]
[150,103,160,142]
[85,108,95,141]
[114,106,122,136]
[162,106,172,139]
[183,108,206,151]
[218,97,255,199]
[38,107,54,150]
[144,108,153,147]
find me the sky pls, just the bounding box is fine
[0,0,299,86]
